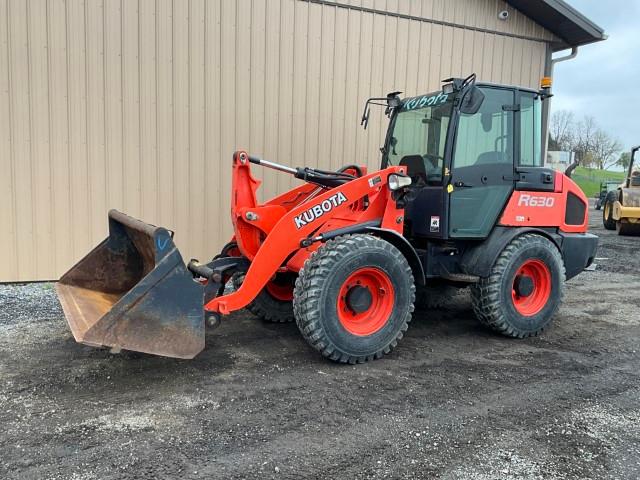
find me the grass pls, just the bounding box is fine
[570,166,626,197]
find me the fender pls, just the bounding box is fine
[460,226,562,278]
[365,227,426,286]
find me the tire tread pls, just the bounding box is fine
[293,234,415,364]
[470,233,565,338]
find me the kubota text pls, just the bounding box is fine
[294,192,348,229]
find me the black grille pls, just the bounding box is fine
[565,192,586,225]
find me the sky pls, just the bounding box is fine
[552,1,640,153]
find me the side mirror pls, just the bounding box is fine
[460,86,485,115]
[386,91,403,109]
[385,91,403,116]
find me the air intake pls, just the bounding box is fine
[565,192,586,225]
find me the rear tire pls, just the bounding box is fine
[603,191,617,230]
[293,234,415,364]
[233,272,295,323]
[470,234,565,338]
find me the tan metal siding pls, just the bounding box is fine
[0,0,15,279]
[0,0,551,281]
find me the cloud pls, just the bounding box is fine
[551,1,640,151]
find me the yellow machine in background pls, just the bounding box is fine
[603,146,640,235]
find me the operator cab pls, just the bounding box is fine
[630,147,640,187]
[379,75,552,242]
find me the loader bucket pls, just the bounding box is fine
[56,210,205,359]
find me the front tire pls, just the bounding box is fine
[470,234,565,338]
[293,234,415,364]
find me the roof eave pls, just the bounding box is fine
[550,35,607,53]
[506,0,606,50]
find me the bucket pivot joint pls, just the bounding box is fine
[188,256,250,303]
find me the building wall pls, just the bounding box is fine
[0,0,555,281]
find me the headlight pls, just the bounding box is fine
[388,173,412,191]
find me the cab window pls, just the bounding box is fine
[386,98,453,185]
[453,88,514,168]
[520,92,543,167]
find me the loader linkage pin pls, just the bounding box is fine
[205,312,222,329]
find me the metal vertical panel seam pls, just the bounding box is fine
[2,0,18,279]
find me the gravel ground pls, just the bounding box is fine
[1,204,639,479]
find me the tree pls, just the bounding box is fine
[618,151,631,171]
[572,116,598,168]
[591,128,623,170]
[549,110,574,151]
[548,111,623,172]
[548,135,561,151]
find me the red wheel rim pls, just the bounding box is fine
[265,279,294,302]
[511,259,552,316]
[337,267,395,336]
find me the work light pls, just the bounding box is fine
[388,173,412,191]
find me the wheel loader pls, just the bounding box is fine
[56,75,598,363]
[603,145,640,235]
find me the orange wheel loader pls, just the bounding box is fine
[56,75,598,363]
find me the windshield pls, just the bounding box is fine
[385,92,454,185]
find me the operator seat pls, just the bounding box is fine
[399,155,427,185]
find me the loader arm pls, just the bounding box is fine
[56,150,408,358]
[207,151,407,315]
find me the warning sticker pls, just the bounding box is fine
[430,216,440,232]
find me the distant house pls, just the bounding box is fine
[547,151,575,172]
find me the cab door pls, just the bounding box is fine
[448,87,515,238]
